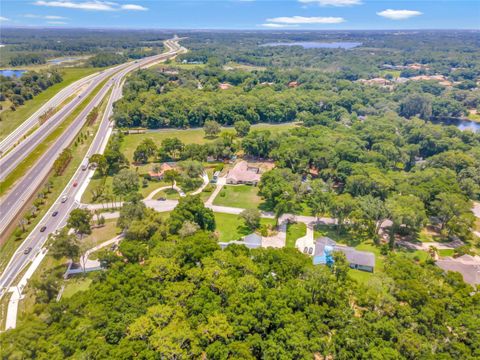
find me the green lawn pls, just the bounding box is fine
[0,67,101,142]
[213,185,262,209]
[314,224,364,247]
[155,188,181,200]
[214,212,275,243]
[120,122,298,163]
[439,249,455,257]
[62,277,93,299]
[82,219,121,248]
[286,222,306,248]
[82,173,169,203]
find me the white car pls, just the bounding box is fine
[61,195,68,203]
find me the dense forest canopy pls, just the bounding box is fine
[1,225,479,359]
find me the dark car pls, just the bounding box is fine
[308,247,313,255]
[52,211,58,217]
[73,181,78,187]
[303,247,308,253]
[158,197,166,201]
[40,226,47,232]
[23,247,32,255]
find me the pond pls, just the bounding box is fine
[47,57,81,65]
[0,69,27,78]
[261,41,362,49]
[432,118,480,133]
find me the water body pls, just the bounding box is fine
[431,118,480,133]
[47,57,80,65]
[261,41,362,49]
[0,69,27,78]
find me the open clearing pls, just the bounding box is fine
[286,222,307,248]
[214,212,275,243]
[213,185,262,209]
[120,122,298,163]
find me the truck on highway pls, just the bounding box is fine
[81,159,89,171]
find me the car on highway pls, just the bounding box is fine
[23,247,32,255]
[158,197,166,201]
[61,195,68,203]
[52,211,59,217]
[40,226,47,232]
[73,181,78,187]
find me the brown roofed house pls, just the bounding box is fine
[149,163,174,180]
[226,161,261,186]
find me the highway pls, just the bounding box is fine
[0,62,128,158]
[0,62,132,181]
[0,38,185,296]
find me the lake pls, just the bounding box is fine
[261,41,362,49]
[0,69,27,78]
[432,118,480,133]
[48,57,81,65]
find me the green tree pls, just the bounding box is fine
[67,209,92,237]
[89,154,108,176]
[234,120,251,137]
[386,194,427,236]
[169,195,215,233]
[163,169,180,188]
[203,120,221,138]
[49,228,80,260]
[240,209,261,231]
[431,193,474,240]
[133,138,157,164]
[112,169,139,197]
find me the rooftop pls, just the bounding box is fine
[436,255,480,286]
[227,161,261,183]
[314,237,375,268]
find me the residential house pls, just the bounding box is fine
[436,255,480,286]
[148,163,174,180]
[226,161,261,186]
[313,237,375,272]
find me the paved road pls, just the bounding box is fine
[0,70,104,156]
[0,39,185,298]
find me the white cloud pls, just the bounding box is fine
[120,4,148,11]
[266,16,345,24]
[47,21,68,24]
[377,9,422,20]
[0,16,10,22]
[34,1,116,11]
[34,1,148,11]
[24,14,67,19]
[260,23,299,28]
[299,0,362,7]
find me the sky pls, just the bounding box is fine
[0,0,479,30]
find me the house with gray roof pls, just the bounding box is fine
[219,233,262,250]
[313,237,375,273]
[436,255,480,286]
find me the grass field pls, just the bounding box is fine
[120,122,298,163]
[214,212,275,243]
[62,277,93,299]
[286,222,306,248]
[314,224,363,247]
[82,219,121,248]
[213,185,262,209]
[81,173,170,203]
[0,67,100,141]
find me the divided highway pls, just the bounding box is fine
[0,39,185,294]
